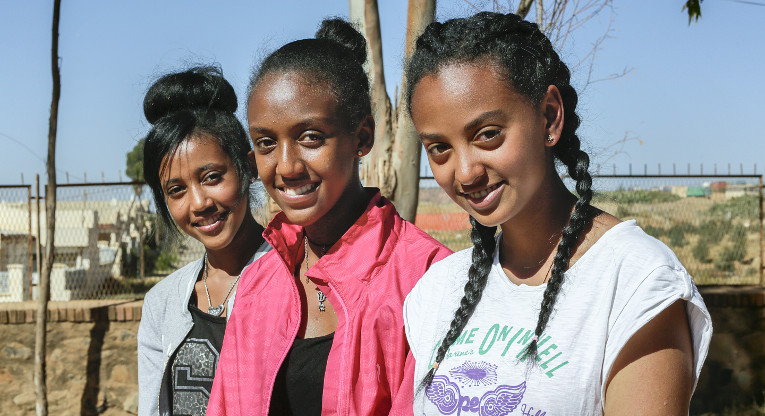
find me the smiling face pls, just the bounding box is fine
[410,62,562,228]
[247,71,371,227]
[160,135,250,251]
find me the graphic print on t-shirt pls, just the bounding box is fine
[172,338,219,416]
[423,323,571,416]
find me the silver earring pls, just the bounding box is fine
[546,134,554,143]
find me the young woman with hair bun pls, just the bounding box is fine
[402,12,712,414]
[206,18,451,415]
[136,66,271,416]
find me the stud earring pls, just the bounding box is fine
[357,150,363,156]
[546,134,555,143]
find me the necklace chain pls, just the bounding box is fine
[304,236,328,312]
[203,253,242,316]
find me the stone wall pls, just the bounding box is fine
[692,286,765,414]
[0,287,763,415]
[0,301,141,416]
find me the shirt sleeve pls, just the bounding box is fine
[602,264,713,397]
[137,293,164,416]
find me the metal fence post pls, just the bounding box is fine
[27,185,33,300]
[759,175,765,286]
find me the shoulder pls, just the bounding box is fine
[143,258,201,307]
[406,248,473,307]
[396,219,453,261]
[579,220,687,278]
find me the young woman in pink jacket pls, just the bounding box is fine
[206,19,451,416]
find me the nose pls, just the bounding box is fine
[454,147,485,187]
[188,183,214,213]
[274,140,305,178]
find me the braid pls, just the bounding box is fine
[420,217,496,390]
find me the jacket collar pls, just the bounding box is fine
[262,188,401,285]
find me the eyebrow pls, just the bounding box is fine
[249,117,336,134]
[162,163,224,188]
[463,109,505,133]
[418,109,507,142]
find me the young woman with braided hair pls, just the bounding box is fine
[403,12,712,414]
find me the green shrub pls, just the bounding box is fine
[692,239,711,263]
[708,195,758,220]
[667,224,689,247]
[604,190,681,204]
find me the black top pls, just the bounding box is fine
[269,332,335,416]
[170,298,227,416]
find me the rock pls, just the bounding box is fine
[12,391,35,406]
[3,342,32,360]
[110,364,131,384]
[123,392,139,414]
[49,389,68,403]
[0,369,13,383]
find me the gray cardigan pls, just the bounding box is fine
[137,241,271,416]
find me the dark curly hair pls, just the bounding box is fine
[142,66,255,237]
[405,12,595,389]
[247,18,371,132]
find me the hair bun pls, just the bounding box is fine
[143,66,237,125]
[315,18,367,66]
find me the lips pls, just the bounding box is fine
[193,210,230,233]
[458,181,506,211]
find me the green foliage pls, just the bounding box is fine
[642,225,664,239]
[697,219,731,243]
[682,0,703,25]
[708,195,758,221]
[126,137,145,182]
[667,223,691,247]
[615,205,631,218]
[603,190,680,205]
[692,239,711,263]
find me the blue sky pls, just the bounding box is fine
[0,0,763,185]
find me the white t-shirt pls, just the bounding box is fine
[404,220,712,415]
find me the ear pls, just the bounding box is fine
[247,149,259,180]
[542,85,564,147]
[354,115,375,157]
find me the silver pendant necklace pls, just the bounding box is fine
[304,237,328,312]
[203,253,241,316]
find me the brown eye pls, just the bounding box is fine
[254,137,276,152]
[476,129,501,142]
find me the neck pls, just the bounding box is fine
[498,174,576,277]
[206,213,264,275]
[304,182,369,247]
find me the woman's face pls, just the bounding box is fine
[409,62,562,227]
[247,71,371,227]
[160,135,249,251]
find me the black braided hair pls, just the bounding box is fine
[420,216,497,390]
[142,66,254,238]
[247,18,371,132]
[405,12,595,385]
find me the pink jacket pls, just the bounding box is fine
[207,190,451,416]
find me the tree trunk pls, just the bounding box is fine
[350,0,396,200]
[35,0,61,414]
[391,0,435,221]
[349,0,435,222]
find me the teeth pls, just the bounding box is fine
[467,183,501,199]
[197,212,223,227]
[284,183,317,196]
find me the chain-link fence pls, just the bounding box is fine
[0,182,207,302]
[414,174,764,286]
[0,173,761,303]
